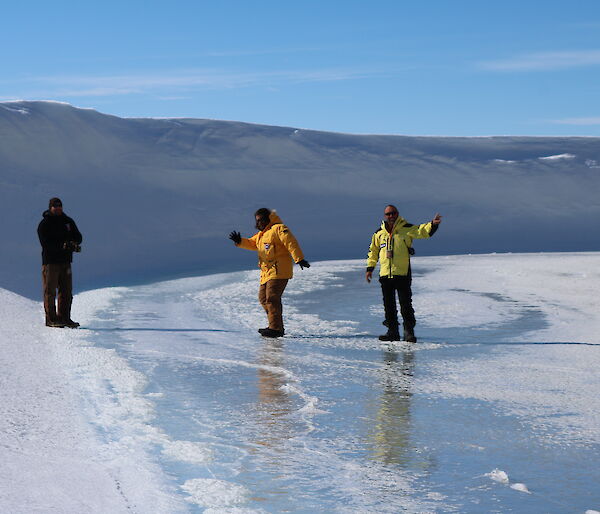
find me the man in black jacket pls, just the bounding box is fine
[37,197,83,328]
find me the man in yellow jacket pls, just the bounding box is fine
[229,208,310,338]
[366,205,442,342]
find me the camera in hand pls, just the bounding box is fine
[63,240,82,252]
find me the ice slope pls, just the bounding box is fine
[2,100,600,299]
[3,252,599,512]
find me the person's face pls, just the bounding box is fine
[50,203,63,215]
[383,207,398,225]
[255,214,269,231]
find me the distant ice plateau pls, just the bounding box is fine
[1,100,599,299]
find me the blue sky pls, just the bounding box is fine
[2,0,600,135]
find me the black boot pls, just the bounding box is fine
[379,330,400,342]
[403,326,417,343]
[46,319,66,328]
[63,319,80,328]
[259,328,285,338]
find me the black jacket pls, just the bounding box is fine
[37,211,83,264]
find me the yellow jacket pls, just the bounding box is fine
[237,211,305,284]
[367,217,436,277]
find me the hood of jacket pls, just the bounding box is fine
[262,210,283,232]
[379,216,408,233]
[42,210,69,220]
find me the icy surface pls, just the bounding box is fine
[181,479,250,508]
[2,252,600,512]
[487,469,510,484]
[511,483,531,494]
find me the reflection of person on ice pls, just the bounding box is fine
[366,205,442,342]
[229,208,310,338]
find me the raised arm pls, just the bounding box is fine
[405,214,442,239]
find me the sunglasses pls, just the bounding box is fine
[384,211,398,216]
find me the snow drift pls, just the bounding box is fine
[1,101,599,298]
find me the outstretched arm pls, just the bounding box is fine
[230,231,259,251]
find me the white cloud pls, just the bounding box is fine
[204,46,323,57]
[54,87,144,97]
[480,49,600,71]
[551,116,600,126]
[3,67,386,99]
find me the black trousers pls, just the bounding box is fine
[379,274,415,333]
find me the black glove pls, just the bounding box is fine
[229,231,242,244]
[298,259,310,269]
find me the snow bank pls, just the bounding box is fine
[0,104,30,115]
[2,101,600,300]
[0,288,184,513]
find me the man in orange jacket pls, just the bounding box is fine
[229,208,310,338]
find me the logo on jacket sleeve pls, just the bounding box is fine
[264,243,271,250]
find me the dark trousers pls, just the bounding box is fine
[42,263,73,323]
[379,275,415,333]
[258,279,289,331]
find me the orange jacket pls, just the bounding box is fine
[237,211,305,284]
